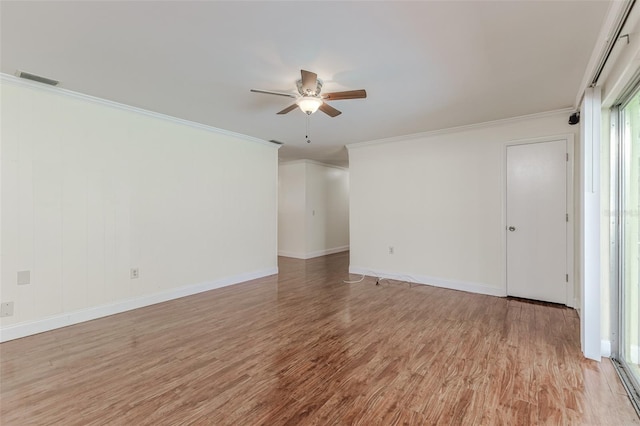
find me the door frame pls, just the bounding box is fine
[502,134,575,307]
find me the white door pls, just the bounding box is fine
[506,140,567,304]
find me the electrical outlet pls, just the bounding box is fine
[130,268,139,279]
[1,302,14,317]
[389,246,394,255]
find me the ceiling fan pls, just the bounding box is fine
[251,69,367,117]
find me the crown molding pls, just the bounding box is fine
[0,73,278,149]
[346,107,574,151]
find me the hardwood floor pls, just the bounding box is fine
[1,252,638,425]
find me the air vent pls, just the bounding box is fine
[269,139,284,145]
[15,71,59,86]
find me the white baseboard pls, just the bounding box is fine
[278,245,349,260]
[305,246,349,259]
[601,340,611,358]
[277,250,308,259]
[348,266,506,297]
[0,267,278,343]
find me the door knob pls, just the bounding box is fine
[508,226,516,232]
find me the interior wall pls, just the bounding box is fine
[305,161,350,257]
[278,160,349,259]
[348,112,578,296]
[278,162,307,257]
[1,77,279,340]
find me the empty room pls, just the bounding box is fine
[2,1,640,424]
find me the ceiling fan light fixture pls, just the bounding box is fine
[296,96,323,115]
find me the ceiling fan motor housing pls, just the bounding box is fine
[296,79,323,96]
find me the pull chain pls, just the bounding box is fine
[305,115,311,143]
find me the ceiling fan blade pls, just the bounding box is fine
[277,104,299,115]
[250,89,296,98]
[322,89,367,101]
[319,102,342,117]
[300,70,318,94]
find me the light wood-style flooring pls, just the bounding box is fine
[1,252,638,425]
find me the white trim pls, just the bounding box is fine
[566,136,576,308]
[278,250,307,259]
[305,245,350,259]
[0,73,277,149]
[278,159,348,171]
[279,245,349,260]
[602,340,612,358]
[0,267,278,343]
[346,108,574,151]
[502,134,576,307]
[348,266,506,297]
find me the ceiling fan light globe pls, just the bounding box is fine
[296,97,323,114]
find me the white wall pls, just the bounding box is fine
[305,161,350,256]
[278,160,349,259]
[278,162,307,257]
[347,111,578,296]
[1,76,279,341]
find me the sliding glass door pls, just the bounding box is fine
[618,89,640,400]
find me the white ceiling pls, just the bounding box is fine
[1,1,611,167]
